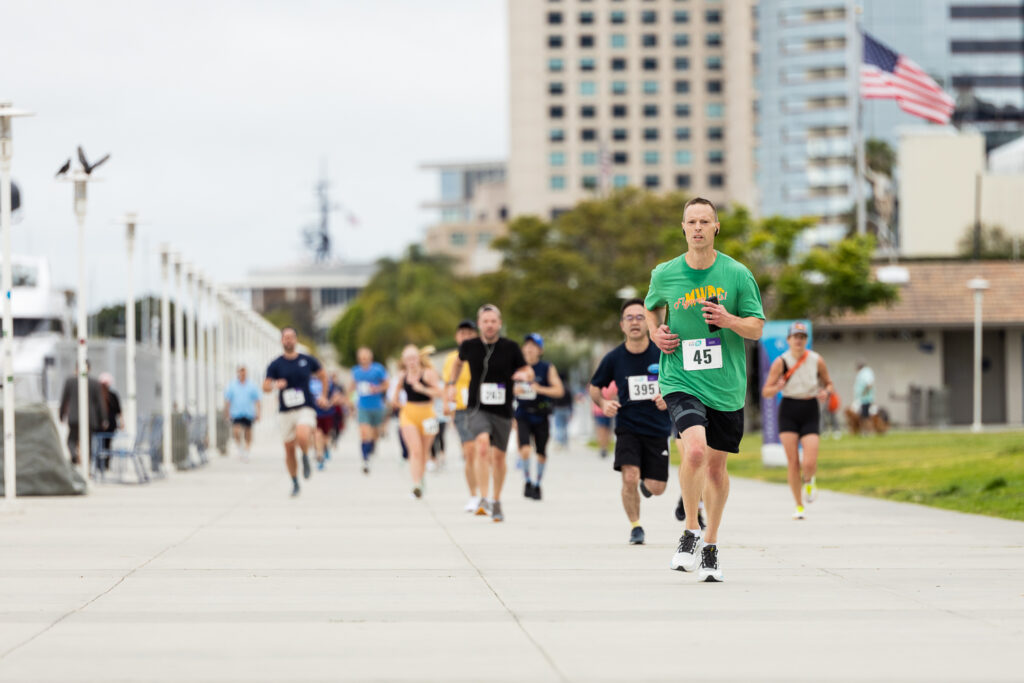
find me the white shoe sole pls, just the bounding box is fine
[670,539,703,572]
[699,568,723,582]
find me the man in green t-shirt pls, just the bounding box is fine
[644,197,765,582]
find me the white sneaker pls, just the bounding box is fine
[670,530,703,572]
[793,505,806,520]
[426,460,437,473]
[464,496,480,513]
[698,545,724,583]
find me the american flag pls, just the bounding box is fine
[861,31,954,124]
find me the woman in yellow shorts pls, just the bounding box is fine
[393,344,444,498]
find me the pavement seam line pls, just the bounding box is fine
[0,477,270,662]
[425,502,570,683]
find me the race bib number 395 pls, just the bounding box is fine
[282,388,306,408]
[627,375,659,401]
[682,338,723,371]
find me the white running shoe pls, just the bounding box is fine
[670,530,703,572]
[805,477,817,503]
[464,496,480,513]
[698,545,724,583]
[793,505,806,520]
[426,460,437,473]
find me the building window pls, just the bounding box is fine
[451,232,468,246]
[706,9,722,23]
[579,11,594,24]
[706,56,723,70]
[582,151,598,166]
[675,126,691,140]
[643,104,659,117]
[643,80,659,94]
[580,105,596,118]
[612,104,628,117]
[673,10,689,23]
[548,58,564,72]
[550,175,566,190]
[950,5,1024,18]
[706,103,724,118]
[674,33,689,47]
[580,57,596,71]
[675,150,692,165]
[707,80,723,93]
[613,151,629,164]
[610,10,626,24]
[611,57,627,71]
[550,128,565,142]
[708,150,724,164]
[611,33,626,48]
[580,80,596,95]
[675,174,691,189]
[674,80,690,93]
[548,35,563,48]
[709,173,724,188]
[641,10,657,23]
[644,127,659,141]
[642,57,658,71]
[644,151,660,165]
[549,151,565,167]
[674,104,691,117]
[548,12,562,25]
[549,105,564,118]
[582,176,599,189]
[612,128,628,141]
[644,175,660,189]
[613,174,629,188]
[580,34,595,48]
[612,80,627,94]
[478,232,493,246]
[549,82,564,95]
[708,127,724,141]
[642,34,658,47]
[581,128,597,141]
[707,33,722,47]
[675,56,690,70]
[950,39,1024,53]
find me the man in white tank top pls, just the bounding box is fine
[761,322,835,519]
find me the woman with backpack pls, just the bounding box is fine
[761,322,835,520]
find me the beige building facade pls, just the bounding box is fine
[508,0,757,220]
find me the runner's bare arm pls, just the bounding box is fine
[535,364,565,398]
[700,300,764,340]
[415,368,445,399]
[817,356,835,400]
[262,377,274,393]
[645,306,679,353]
[512,364,534,382]
[761,357,786,398]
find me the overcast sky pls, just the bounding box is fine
[1,0,508,309]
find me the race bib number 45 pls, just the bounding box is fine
[480,383,506,405]
[627,375,659,401]
[282,388,306,408]
[682,338,723,371]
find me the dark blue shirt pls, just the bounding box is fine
[590,342,671,438]
[266,353,322,412]
[516,360,553,421]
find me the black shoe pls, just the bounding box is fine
[674,497,685,521]
[639,481,653,498]
[599,449,608,459]
[697,508,707,531]
[629,526,645,545]
[290,480,300,497]
[301,453,311,479]
[524,481,534,498]
[532,484,542,500]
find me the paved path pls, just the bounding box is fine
[0,424,1022,682]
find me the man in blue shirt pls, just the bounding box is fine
[264,328,329,497]
[349,347,389,474]
[223,365,261,461]
[590,298,673,546]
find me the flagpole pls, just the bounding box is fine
[853,3,866,237]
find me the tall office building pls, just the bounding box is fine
[757,0,1024,245]
[508,0,758,221]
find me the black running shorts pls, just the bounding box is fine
[231,417,253,429]
[778,397,820,437]
[516,416,550,456]
[664,392,744,454]
[613,431,670,482]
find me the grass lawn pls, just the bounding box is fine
[672,430,1024,522]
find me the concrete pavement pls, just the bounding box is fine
[0,422,1022,682]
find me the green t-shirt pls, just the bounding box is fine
[644,251,764,411]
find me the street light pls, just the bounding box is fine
[173,254,185,415]
[0,102,32,504]
[120,213,139,436]
[967,277,989,433]
[159,244,172,474]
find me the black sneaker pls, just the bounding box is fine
[532,484,542,500]
[670,530,703,572]
[674,497,685,521]
[699,544,723,582]
[301,453,311,479]
[629,526,645,545]
[697,508,707,531]
[639,481,653,498]
[524,481,534,498]
[290,480,300,497]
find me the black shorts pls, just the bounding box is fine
[664,392,745,454]
[516,416,550,456]
[232,417,253,429]
[778,397,820,437]
[614,431,670,482]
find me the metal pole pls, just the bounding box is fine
[852,3,866,236]
[972,289,984,432]
[173,255,185,414]
[0,114,16,502]
[123,214,137,435]
[203,281,215,450]
[195,274,207,420]
[74,177,90,483]
[185,265,197,417]
[160,245,172,473]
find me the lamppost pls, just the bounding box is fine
[968,277,989,433]
[205,280,217,451]
[0,102,32,503]
[160,244,172,474]
[121,213,139,435]
[185,264,197,417]
[173,254,185,415]
[195,272,207,422]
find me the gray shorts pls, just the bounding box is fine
[453,410,475,444]
[466,410,513,453]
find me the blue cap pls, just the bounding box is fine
[647,363,659,375]
[524,333,544,349]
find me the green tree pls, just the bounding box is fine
[866,138,895,177]
[956,223,1020,259]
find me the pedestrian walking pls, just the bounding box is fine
[224,365,261,461]
[58,361,106,467]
